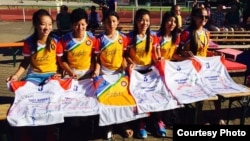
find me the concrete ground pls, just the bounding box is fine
[0,7,250,141]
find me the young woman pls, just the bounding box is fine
[6,9,62,141]
[177,6,225,125]
[6,9,63,85]
[94,11,127,76]
[157,11,180,61]
[94,11,133,140]
[57,8,98,141]
[151,11,181,137]
[125,8,159,139]
[177,6,210,58]
[59,8,97,80]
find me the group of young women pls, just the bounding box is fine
[6,5,213,141]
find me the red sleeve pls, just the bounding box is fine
[175,35,181,46]
[152,34,159,48]
[56,40,63,56]
[122,35,128,50]
[95,37,101,53]
[126,33,133,47]
[92,36,98,50]
[22,41,31,55]
[180,30,190,43]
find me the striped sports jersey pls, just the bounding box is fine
[180,28,210,57]
[22,35,63,73]
[129,66,180,113]
[157,33,180,60]
[94,73,146,126]
[62,78,99,117]
[7,78,71,126]
[95,31,128,71]
[60,31,97,70]
[194,56,250,94]
[162,59,215,104]
[127,31,159,67]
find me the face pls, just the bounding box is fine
[174,6,181,15]
[136,14,150,33]
[104,15,119,32]
[72,19,88,37]
[193,10,208,28]
[165,16,177,33]
[36,15,53,37]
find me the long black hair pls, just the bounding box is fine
[189,7,208,55]
[32,9,53,51]
[132,9,151,53]
[158,12,179,46]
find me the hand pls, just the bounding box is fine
[6,74,19,82]
[128,63,135,69]
[92,70,100,78]
[52,73,62,79]
[71,73,78,79]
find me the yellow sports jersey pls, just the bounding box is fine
[96,31,127,71]
[127,31,159,66]
[22,35,63,73]
[177,15,182,28]
[95,73,136,105]
[60,32,97,70]
[180,29,210,57]
[158,35,180,60]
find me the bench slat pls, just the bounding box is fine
[0,42,23,48]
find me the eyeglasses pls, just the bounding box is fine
[196,15,209,20]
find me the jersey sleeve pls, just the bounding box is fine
[56,39,63,56]
[175,34,181,47]
[152,33,160,48]
[121,34,128,51]
[180,30,190,45]
[22,40,31,57]
[95,37,101,54]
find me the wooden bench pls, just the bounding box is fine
[218,87,250,125]
[0,104,11,121]
[0,42,24,67]
[209,30,250,49]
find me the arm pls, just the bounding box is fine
[6,56,30,82]
[114,1,118,12]
[57,54,77,79]
[93,53,101,77]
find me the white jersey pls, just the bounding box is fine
[61,78,99,117]
[7,78,70,126]
[162,59,215,104]
[94,73,147,126]
[194,56,249,94]
[129,66,180,113]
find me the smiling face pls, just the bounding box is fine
[104,15,119,32]
[165,16,177,33]
[72,19,88,37]
[36,15,53,37]
[193,8,208,28]
[136,14,150,33]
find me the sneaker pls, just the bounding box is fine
[138,128,147,139]
[219,119,226,125]
[104,130,113,140]
[155,120,167,137]
[137,121,147,138]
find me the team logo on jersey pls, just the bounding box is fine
[118,39,122,44]
[86,40,91,46]
[121,81,127,87]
